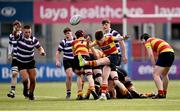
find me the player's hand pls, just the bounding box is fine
[56,61,61,67]
[7,54,12,61]
[13,26,17,32]
[40,52,46,56]
[123,35,129,40]
[122,56,128,64]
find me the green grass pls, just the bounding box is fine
[0,81,180,111]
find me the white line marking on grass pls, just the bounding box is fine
[35,95,60,99]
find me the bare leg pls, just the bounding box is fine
[75,70,83,100]
[153,66,165,91]
[28,68,37,100]
[20,69,29,98]
[99,65,111,100]
[152,66,167,98]
[162,67,170,96]
[7,66,19,98]
[65,68,73,98]
[108,80,116,99]
[110,71,128,96]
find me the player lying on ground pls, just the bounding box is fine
[108,67,155,99]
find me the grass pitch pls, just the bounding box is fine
[0,80,180,111]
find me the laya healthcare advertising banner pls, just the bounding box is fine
[34,0,180,24]
[0,63,76,83]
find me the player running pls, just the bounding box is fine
[16,25,45,100]
[140,33,175,99]
[7,20,23,98]
[56,27,75,99]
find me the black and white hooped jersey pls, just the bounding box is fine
[57,38,75,60]
[16,35,41,63]
[104,29,122,54]
[9,32,22,59]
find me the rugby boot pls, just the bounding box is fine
[78,55,85,67]
[29,92,35,100]
[91,90,99,100]
[76,95,83,100]
[7,90,15,98]
[152,94,166,99]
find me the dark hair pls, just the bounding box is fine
[23,25,31,29]
[63,27,71,34]
[85,34,93,41]
[140,33,151,41]
[102,19,110,25]
[13,20,22,26]
[75,30,84,38]
[95,31,104,40]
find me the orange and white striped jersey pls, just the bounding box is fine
[145,37,174,54]
[71,37,89,56]
[93,36,119,56]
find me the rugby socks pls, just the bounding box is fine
[158,90,164,95]
[22,79,29,97]
[87,61,97,67]
[77,90,83,96]
[101,84,107,94]
[11,86,16,91]
[85,87,91,97]
[23,80,28,91]
[163,90,167,96]
[67,90,71,96]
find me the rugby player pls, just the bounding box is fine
[102,19,127,65]
[56,27,75,99]
[16,25,45,100]
[71,30,98,100]
[78,30,131,100]
[141,33,174,99]
[7,20,23,98]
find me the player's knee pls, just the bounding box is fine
[66,73,72,79]
[124,81,133,88]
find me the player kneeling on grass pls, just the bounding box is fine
[72,30,99,100]
[140,33,175,99]
[78,30,132,100]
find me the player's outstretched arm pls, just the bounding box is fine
[38,46,46,56]
[114,35,129,41]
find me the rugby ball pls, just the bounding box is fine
[70,15,81,25]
